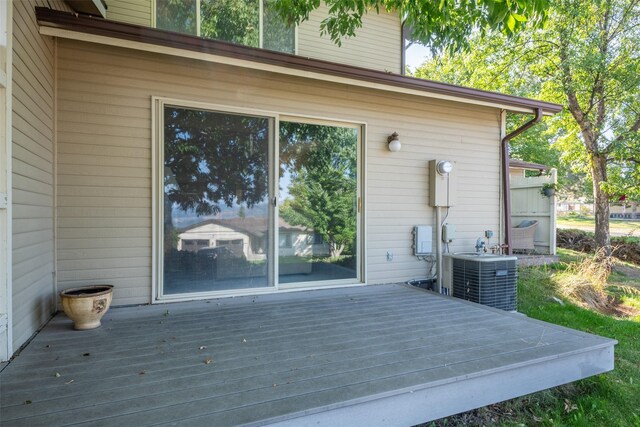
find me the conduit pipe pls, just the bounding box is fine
[501,108,543,255]
[435,206,442,293]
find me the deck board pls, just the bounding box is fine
[0,284,615,426]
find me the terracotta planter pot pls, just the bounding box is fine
[60,285,114,330]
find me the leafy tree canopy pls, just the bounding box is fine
[164,107,269,216]
[414,0,640,250]
[273,0,549,52]
[200,0,260,47]
[279,122,358,258]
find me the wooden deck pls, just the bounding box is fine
[0,284,615,426]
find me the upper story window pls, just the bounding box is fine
[156,0,295,54]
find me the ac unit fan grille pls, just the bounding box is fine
[452,258,517,311]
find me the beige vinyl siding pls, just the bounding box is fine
[298,5,401,73]
[56,39,500,305]
[105,0,152,27]
[102,1,400,73]
[10,0,69,349]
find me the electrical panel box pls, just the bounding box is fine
[442,223,456,242]
[413,225,433,255]
[428,159,456,207]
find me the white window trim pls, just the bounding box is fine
[152,96,366,303]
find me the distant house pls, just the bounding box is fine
[177,218,329,259]
[508,159,550,179]
[610,197,639,219]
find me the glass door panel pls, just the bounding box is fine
[278,121,359,284]
[162,106,271,294]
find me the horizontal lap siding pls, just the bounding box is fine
[56,39,500,305]
[101,1,401,73]
[11,1,70,350]
[56,45,152,305]
[298,5,402,73]
[104,0,152,26]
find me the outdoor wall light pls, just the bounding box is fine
[387,132,401,152]
[436,160,453,175]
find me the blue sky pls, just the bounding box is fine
[404,43,431,73]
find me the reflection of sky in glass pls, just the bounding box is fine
[278,125,357,202]
[199,161,210,174]
[279,170,292,201]
[171,201,269,227]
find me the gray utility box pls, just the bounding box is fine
[445,253,518,311]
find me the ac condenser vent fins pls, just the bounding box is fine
[451,258,517,311]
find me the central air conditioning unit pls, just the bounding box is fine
[444,254,518,311]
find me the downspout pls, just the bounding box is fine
[501,107,543,255]
[400,21,406,75]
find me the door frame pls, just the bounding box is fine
[0,0,13,361]
[277,115,365,289]
[152,97,366,303]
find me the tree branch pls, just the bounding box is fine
[614,114,640,142]
[594,3,611,133]
[558,38,597,152]
[607,0,640,43]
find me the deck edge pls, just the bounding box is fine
[262,343,615,427]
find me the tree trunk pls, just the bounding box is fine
[330,243,344,259]
[590,152,611,254]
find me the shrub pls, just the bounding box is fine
[554,249,613,311]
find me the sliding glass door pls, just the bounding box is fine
[278,121,359,284]
[158,102,361,298]
[162,106,272,294]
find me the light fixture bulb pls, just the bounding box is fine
[387,132,401,152]
[388,139,401,152]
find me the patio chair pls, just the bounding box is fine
[511,220,538,252]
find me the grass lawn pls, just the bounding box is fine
[430,249,640,426]
[557,215,640,236]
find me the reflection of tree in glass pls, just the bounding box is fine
[156,0,294,53]
[279,123,357,258]
[200,0,259,47]
[156,0,197,35]
[263,0,295,53]
[164,107,269,216]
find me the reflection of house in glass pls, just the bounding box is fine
[177,218,329,261]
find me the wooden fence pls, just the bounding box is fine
[510,169,557,255]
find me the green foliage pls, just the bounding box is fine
[164,107,269,216]
[540,182,558,197]
[544,0,640,201]
[414,33,575,191]
[200,0,260,47]
[414,0,640,242]
[156,0,295,53]
[263,0,296,52]
[516,262,640,427]
[279,123,358,257]
[156,0,197,34]
[434,257,640,425]
[272,0,548,52]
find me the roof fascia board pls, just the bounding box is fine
[36,8,562,115]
